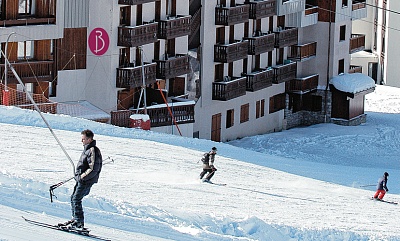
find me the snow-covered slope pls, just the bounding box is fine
[1,85,400,240]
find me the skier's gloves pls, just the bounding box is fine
[74,174,81,183]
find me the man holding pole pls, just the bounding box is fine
[60,129,102,230]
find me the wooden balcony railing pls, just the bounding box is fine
[245,32,275,55]
[288,42,317,61]
[215,4,250,26]
[274,27,298,48]
[247,0,276,19]
[305,6,319,15]
[118,22,158,47]
[153,54,191,79]
[285,74,318,94]
[0,61,53,84]
[214,40,248,63]
[349,65,362,73]
[272,62,297,84]
[245,68,273,92]
[116,63,157,89]
[0,17,56,27]
[158,15,191,39]
[352,0,366,11]
[118,0,156,5]
[212,76,247,101]
[110,103,195,128]
[350,34,365,53]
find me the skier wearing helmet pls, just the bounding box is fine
[373,172,389,200]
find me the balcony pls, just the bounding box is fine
[110,102,195,128]
[349,34,365,53]
[215,4,250,26]
[214,40,248,63]
[272,61,297,84]
[274,27,298,48]
[158,15,191,39]
[285,74,318,94]
[118,0,156,5]
[245,68,274,92]
[118,22,158,47]
[245,32,275,55]
[352,0,367,20]
[0,17,56,27]
[246,0,276,19]
[0,61,53,84]
[116,63,157,89]
[288,42,317,61]
[276,0,305,16]
[212,76,247,101]
[153,54,191,79]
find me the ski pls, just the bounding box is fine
[370,197,398,205]
[203,180,226,186]
[22,216,111,241]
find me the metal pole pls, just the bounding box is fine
[4,32,16,92]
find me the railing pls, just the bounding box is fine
[118,22,158,47]
[349,34,365,53]
[116,63,157,88]
[247,0,276,19]
[352,1,366,11]
[118,0,156,5]
[158,15,191,39]
[153,54,191,79]
[349,65,362,73]
[212,76,247,101]
[0,61,53,84]
[215,4,250,26]
[288,42,317,61]
[214,40,248,63]
[285,74,318,94]
[305,6,319,15]
[274,27,298,48]
[245,68,274,92]
[110,103,195,128]
[245,32,275,55]
[0,17,56,27]
[273,62,297,84]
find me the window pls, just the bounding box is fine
[256,99,265,118]
[18,41,33,60]
[19,0,32,15]
[342,0,348,7]
[338,59,345,74]
[269,93,286,113]
[240,103,249,123]
[226,109,234,128]
[340,25,346,41]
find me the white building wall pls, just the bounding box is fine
[384,0,400,87]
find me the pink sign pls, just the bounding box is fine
[88,28,110,56]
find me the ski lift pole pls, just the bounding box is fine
[1,50,76,177]
[49,157,115,202]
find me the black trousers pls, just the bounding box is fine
[200,168,216,180]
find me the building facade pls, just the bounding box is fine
[0,0,373,142]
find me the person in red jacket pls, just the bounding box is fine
[373,172,389,200]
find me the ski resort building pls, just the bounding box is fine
[0,0,375,142]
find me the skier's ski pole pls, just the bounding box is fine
[49,157,115,202]
[359,184,375,187]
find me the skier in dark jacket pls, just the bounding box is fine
[373,172,389,200]
[199,147,217,182]
[62,129,102,230]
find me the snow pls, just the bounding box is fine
[330,73,375,93]
[1,84,400,240]
[130,114,150,121]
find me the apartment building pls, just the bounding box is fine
[0,0,373,142]
[194,0,373,142]
[352,0,400,87]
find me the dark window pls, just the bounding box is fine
[256,99,265,118]
[340,25,346,41]
[342,0,348,7]
[338,59,345,74]
[226,109,234,128]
